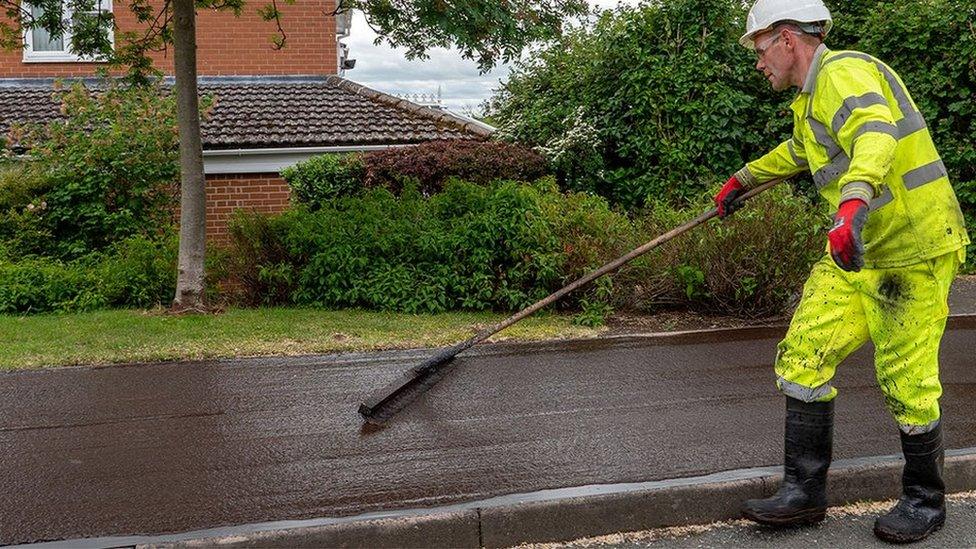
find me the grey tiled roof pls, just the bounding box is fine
[0,87,64,133]
[0,76,492,150]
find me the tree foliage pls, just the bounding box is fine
[355,0,588,71]
[0,0,114,54]
[490,0,791,208]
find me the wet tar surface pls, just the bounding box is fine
[2,323,976,545]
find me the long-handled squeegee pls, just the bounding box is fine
[358,178,784,424]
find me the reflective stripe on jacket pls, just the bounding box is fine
[737,45,969,268]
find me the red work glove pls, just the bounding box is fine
[714,176,745,219]
[828,198,869,272]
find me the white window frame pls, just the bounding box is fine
[22,0,114,63]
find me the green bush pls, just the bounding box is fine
[227,179,827,319]
[0,161,49,211]
[281,153,365,209]
[19,80,180,259]
[0,257,98,313]
[223,208,297,306]
[489,0,786,207]
[639,186,828,318]
[605,185,826,318]
[0,161,54,257]
[230,180,567,313]
[0,235,177,314]
[93,235,179,308]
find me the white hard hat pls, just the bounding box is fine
[739,0,833,49]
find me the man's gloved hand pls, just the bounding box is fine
[714,176,745,219]
[828,198,869,272]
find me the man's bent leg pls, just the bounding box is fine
[743,256,869,526]
[774,256,870,402]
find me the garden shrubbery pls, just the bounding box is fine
[0,235,178,313]
[22,81,180,258]
[281,153,365,210]
[0,161,53,258]
[230,180,566,313]
[5,0,971,318]
[617,186,829,318]
[0,81,180,313]
[282,140,548,207]
[227,178,827,319]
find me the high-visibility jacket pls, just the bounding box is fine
[736,45,970,268]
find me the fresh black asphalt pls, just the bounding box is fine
[3,317,976,545]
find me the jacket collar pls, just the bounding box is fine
[801,43,830,94]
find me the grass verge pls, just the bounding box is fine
[0,307,603,370]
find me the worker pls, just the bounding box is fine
[714,0,970,543]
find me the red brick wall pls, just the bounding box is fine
[0,0,337,77]
[206,173,290,243]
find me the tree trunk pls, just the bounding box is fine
[171,0,207,312]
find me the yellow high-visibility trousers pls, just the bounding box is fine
[774,249,964,433]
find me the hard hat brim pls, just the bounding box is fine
[739,31,761,49]
[738,19,833,49]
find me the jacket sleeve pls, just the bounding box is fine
[735,128,809,190]
[812,63,898,204]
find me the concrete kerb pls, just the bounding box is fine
[114,449,976,549]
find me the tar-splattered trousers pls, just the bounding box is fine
[774,249,964,434]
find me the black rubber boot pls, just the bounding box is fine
[742,396,833,526]
[874,423,946,543]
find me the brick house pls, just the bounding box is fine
[0,1,493,240]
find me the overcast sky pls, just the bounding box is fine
[343,0,639,115]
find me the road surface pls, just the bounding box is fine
[3,318,976,545]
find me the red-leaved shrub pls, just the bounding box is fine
[363,139,548,195]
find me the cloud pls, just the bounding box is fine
[343,12,509,113]
[342,0,640,114]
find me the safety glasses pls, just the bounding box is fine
[754,34,783,61]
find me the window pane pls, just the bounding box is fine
[30,4,65,52]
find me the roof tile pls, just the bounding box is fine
[0,77,491,150]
